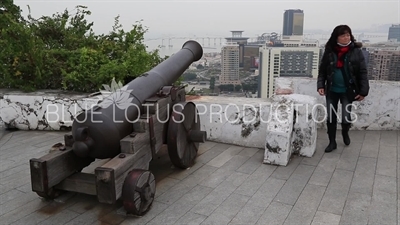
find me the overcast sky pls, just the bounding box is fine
[14,0,399,38]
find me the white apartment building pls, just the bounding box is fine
[280,35,319,47]
[219,43,241,85]
[258,38,320,98]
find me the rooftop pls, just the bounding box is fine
[0,128,398,225]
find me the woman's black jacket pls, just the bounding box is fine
[317,42,370,97]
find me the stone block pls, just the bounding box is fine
[190,96,272,149]
[272,94,318,157]
[263,98,294,166]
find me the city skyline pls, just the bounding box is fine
[13,0,399,38]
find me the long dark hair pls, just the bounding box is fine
[325,25,356,50]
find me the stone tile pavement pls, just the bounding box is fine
[0,128,399,225]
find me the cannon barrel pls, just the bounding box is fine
[71,40,203,159]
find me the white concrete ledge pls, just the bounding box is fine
[0,90,100,130]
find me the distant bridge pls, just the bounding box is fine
[317,33,387,41]
[145,33,388,48]
[144,36,240,48]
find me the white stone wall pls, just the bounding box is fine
[275,77,400,130]
[0,90,321,166]
[0,90,101,130]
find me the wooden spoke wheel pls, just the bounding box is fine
[122,169,156,216]
[167,101,206,169]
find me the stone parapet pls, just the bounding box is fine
[0,89,101,130]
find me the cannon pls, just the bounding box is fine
[29,40,207,216]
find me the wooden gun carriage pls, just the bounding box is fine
[29,40,206,216]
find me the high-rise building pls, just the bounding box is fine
[225,31,249,68]
[367,49,400,81]
[219,43,241,85]
[388,24,400,42]
[388,53,400,81]
[282,9,304,36]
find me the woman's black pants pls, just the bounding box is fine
[326,91,354,125]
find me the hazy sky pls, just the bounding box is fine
[14,0,400,38]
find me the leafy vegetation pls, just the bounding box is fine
[182,72,197,81]
[209,76,215,91]
[196,64,204,70]
[241,83,258,93]
[218,84,242,92]
[0,0,165,92]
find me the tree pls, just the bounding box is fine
[242,83,258,93]
[209,76,215,92]
[0,1,165,92]
[183,73,197,81]
[218,84,234,92]
[234,84,242,92]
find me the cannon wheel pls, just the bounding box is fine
[167,101,201,169]
[122,169,156,216]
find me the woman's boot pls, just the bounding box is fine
[325,123,337,152]
[341,123,351,145]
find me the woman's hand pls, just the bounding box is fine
[355,95,364,101]
[318,88,325,96]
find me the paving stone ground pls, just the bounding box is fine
[0,128,398,225]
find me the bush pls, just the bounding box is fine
[0,1,166,92]
[183,72,197,81]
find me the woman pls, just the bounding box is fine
[317,25,369,152]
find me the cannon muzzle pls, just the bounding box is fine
[71,40,203,159]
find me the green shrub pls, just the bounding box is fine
[0,1,165,93]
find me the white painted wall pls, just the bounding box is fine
[0,90,101,130]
